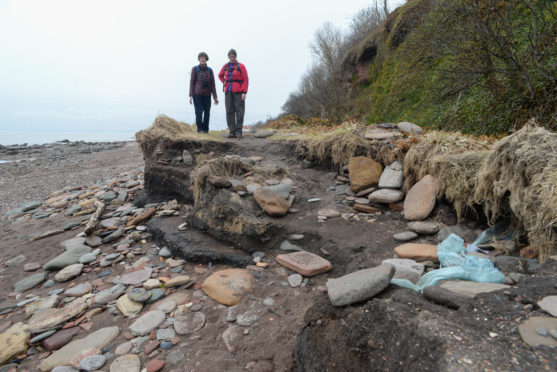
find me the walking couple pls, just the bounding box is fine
[188,49,249,138]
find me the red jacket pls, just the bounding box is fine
[218,62,249,94]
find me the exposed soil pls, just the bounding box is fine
[0,134,555,372]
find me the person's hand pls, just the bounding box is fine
[189,97,193,105]
[241,93,246,101]
[214,99,219,105]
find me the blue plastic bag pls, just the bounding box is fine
[392,233,505,292]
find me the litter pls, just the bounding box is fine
[472,220,517,248]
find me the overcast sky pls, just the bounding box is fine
[0,0,404,144]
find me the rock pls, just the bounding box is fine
[394,243,438,262]
[127,287,152,303]
[143,279,161,290]
[439,280,510,298]
[317,208,341,218]
[263,298,275,306]
[276,252,332,276]
[143,340,160,354]
[156,328,176,340]
[368,189,404,204]
[326,264,395,307]
[159,247,172,258]
[492,256,539,274]
[280,240,303,252]
[116,294,143,318]
[437,224,478,243]
[378,161,404,189]
[40,327,119,371]
[202,269,253,306]
[165,275,192,288]
[237,311,259,326]
[222,326,242,352]
[364,129,402,140]
[25,295,60,317]
[65,282,92,297]
[54,263,83,282]
[114,341,133,355]
[348,156,383,193]
[28,298,88,333]
[42,327,81,351]
[129,311,166,336]
[288,274,303,287]
[85,236,102,248]
[120,268,154,285]
[100,217,121,229]
[207,175,232,188]
[78,252,98,264]
[30,329,57,344]
[14,272,48,292]
[397,121,423,134]
[5,254,26,268]
[150,299,177,314]
[538,296,557,317]
[79,354,106,371]
[382,259,424,283]
[182,149,194,165]
[20,200,42,212]
[353,204,380,214]
[518,317,557,347]
[44,237,92,271]
[253,188,290,217]
[146,359,165,372]
[173,307,205,335]
[423,286,469,309]
[146,289,165,304]
[23,262,41,271]
[393,231,418,242]
[0,322,30,364]
[253,130,275,138]
[165,350,186,367]
[407,221,440,234]
[95,284,126,304]
[290,234,304,241]
[264,182,292,200]
[102,227,125,244]
[109,354,141,372]
[403,175,437,221]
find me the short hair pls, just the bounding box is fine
[228,49,237,57]
[198,52,209,61]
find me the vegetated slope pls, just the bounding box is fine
[342,0,556,134]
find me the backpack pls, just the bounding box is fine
[194,66,212,89]
[223,62,242,91]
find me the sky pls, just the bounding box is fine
[0,0,405,145]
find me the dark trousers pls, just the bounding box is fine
[225,92,245,135]
[193,94,211,132]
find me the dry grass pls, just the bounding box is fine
[135,115,223,144]
[474,122,557,262]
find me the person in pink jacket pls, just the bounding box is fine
[218,49,249,138]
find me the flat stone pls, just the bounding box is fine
[165,350,186,367]
[165,275,192,288]
[253,130,275,138]
[280,240,303,252]
[109,354,141,372]
[253,188,290,217]
[129,311,165,336]
[102,227,125,244]
[42,327,81,351]
[407,221,440,234]
[100,217,121,229]
[519,317,557,347]
[54,263,83,282]
[276,252,332,277]
[439,280,510,298]
[28,298,88,333]
[127,287,151,303]
[538,296,557,317]
[364,129,402,140]
[85,236,103,248]
[290,234,304,241]
[25,295,60,317]
[156,328,176,340]
[317,208,341,218]
[30,329,57,344]
[353,204,380,214]
[173,308,205,335]
[65,282,92,297]
[326,264,395,307]
[288,274,303,287]
[44,238,92,271]
[202,269,253,306]
[355,187,376,197]
[5,254,26,268]
[78,252,98,264]
[368,189,404,204]
[94,284,127,305]
[79,354,105,371]
[143,279,161,290]
[114,341,133,355]
[393,231,418,242]
[14,272,48,292]
[207,176,232,188]
[423,286,469,309]
[145,289,165,304]
[0,322,30,364]
[348,156,382,193]
[150,300,177,314]
[403,175,437,221]
[146,359,165,372]
[120,268,154,285]
[116,294,143,318]
[159,247,172,258]
[382,259,424,283]
[264,182,292,200]
[394,243,439,262]
[23,262,41,271]
[20,200,42,212]
[71,348,101,369]
[378,161,404,189]
[237,311,259,326]
[397,121,423,134]
[40,327,119,371]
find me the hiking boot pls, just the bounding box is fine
[227,133,236,138]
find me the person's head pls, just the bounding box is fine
[198,52,209,64]
[227,49,237,62]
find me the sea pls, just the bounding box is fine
[0,130,137,146]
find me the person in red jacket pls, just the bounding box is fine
[218,49,249,138]
[189,52,218,133]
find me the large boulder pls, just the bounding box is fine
[348,156,383,193]
[403,175,437,221]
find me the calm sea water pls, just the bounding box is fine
[0,130,136,146]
